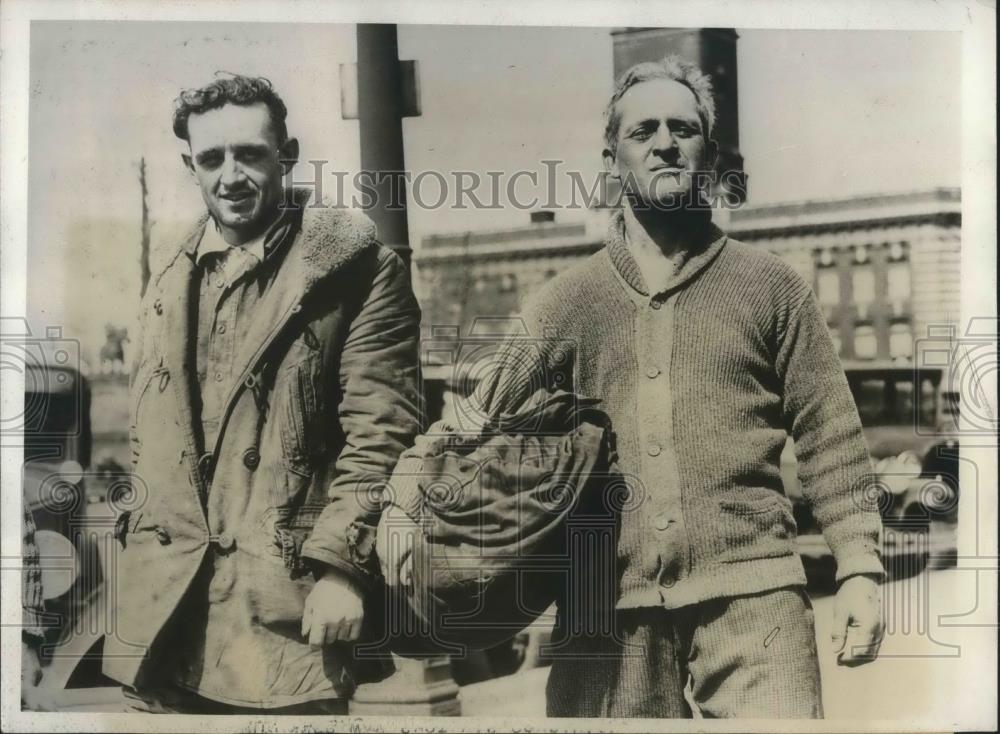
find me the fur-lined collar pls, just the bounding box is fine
[155,187,377,293]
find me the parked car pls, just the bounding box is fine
[21,361,123,710]
[784,361,960,580]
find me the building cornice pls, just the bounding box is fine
[730,211,961,242]
[414,188,962,264]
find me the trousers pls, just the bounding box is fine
[121,683,348,715]
[546,586,823,718]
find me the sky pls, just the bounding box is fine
[26,22,961,362]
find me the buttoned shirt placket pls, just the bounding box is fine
[194,223,267,454]
[197,248,259,452]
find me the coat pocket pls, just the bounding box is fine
[130,363,173,468]
[255,501,327,578]
[243,550,316,629]
[277,356,322,477]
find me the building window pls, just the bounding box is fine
[854,325,878,359]
[887,261,911,302]
[920,377,939,426]
[889,322,913,360]
[888,241,908,262]
[852,266,876,315]
[852,378,883,424]
[853,244,869,264]
[816,269,840,307]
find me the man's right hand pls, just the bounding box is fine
[376,505,420,587]
[301,569,366,646]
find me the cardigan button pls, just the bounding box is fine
[645,365,661,379]
[650,299,663,310]
[652,513,673,531]
[647,443,662,457]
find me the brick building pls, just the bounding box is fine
[729,188,961,363]
[412,188,962,409]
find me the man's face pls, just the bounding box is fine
[183,102,294,240]
[605,78,716,210]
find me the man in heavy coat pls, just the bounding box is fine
[103,75,422,713]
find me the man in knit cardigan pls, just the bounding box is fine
[379,55,885,718]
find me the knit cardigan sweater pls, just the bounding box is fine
[394,210,884,610]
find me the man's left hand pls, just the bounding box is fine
[301,569,365,647]
[831,573,884,666]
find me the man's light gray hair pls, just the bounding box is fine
[603,55,717,154]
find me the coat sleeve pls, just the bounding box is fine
[300,245,423,587]
[127,291,152,470]
[777,289,886,584]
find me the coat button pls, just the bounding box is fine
[155,527,171,545]
[646,365,661,379]
[215,533,235,551]
[153,299,163,315]
[243,447,260,470]
[647,443,662,457]
[651,299,663,310]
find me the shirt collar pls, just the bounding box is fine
[605,208,728,298]
[194,219,267,266]
[187,198,302,267]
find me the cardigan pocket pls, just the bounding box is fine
[719,493,784,515]
[715,492,796,563]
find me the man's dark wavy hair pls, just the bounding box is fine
[172,74,288,144]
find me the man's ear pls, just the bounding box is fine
[602,148,619,181]
[278,137,299,173]
[705,138,719,170]
[181,152,194,174]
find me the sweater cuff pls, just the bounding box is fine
[832,540,886,584]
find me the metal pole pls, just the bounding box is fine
[356,23,412,267]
